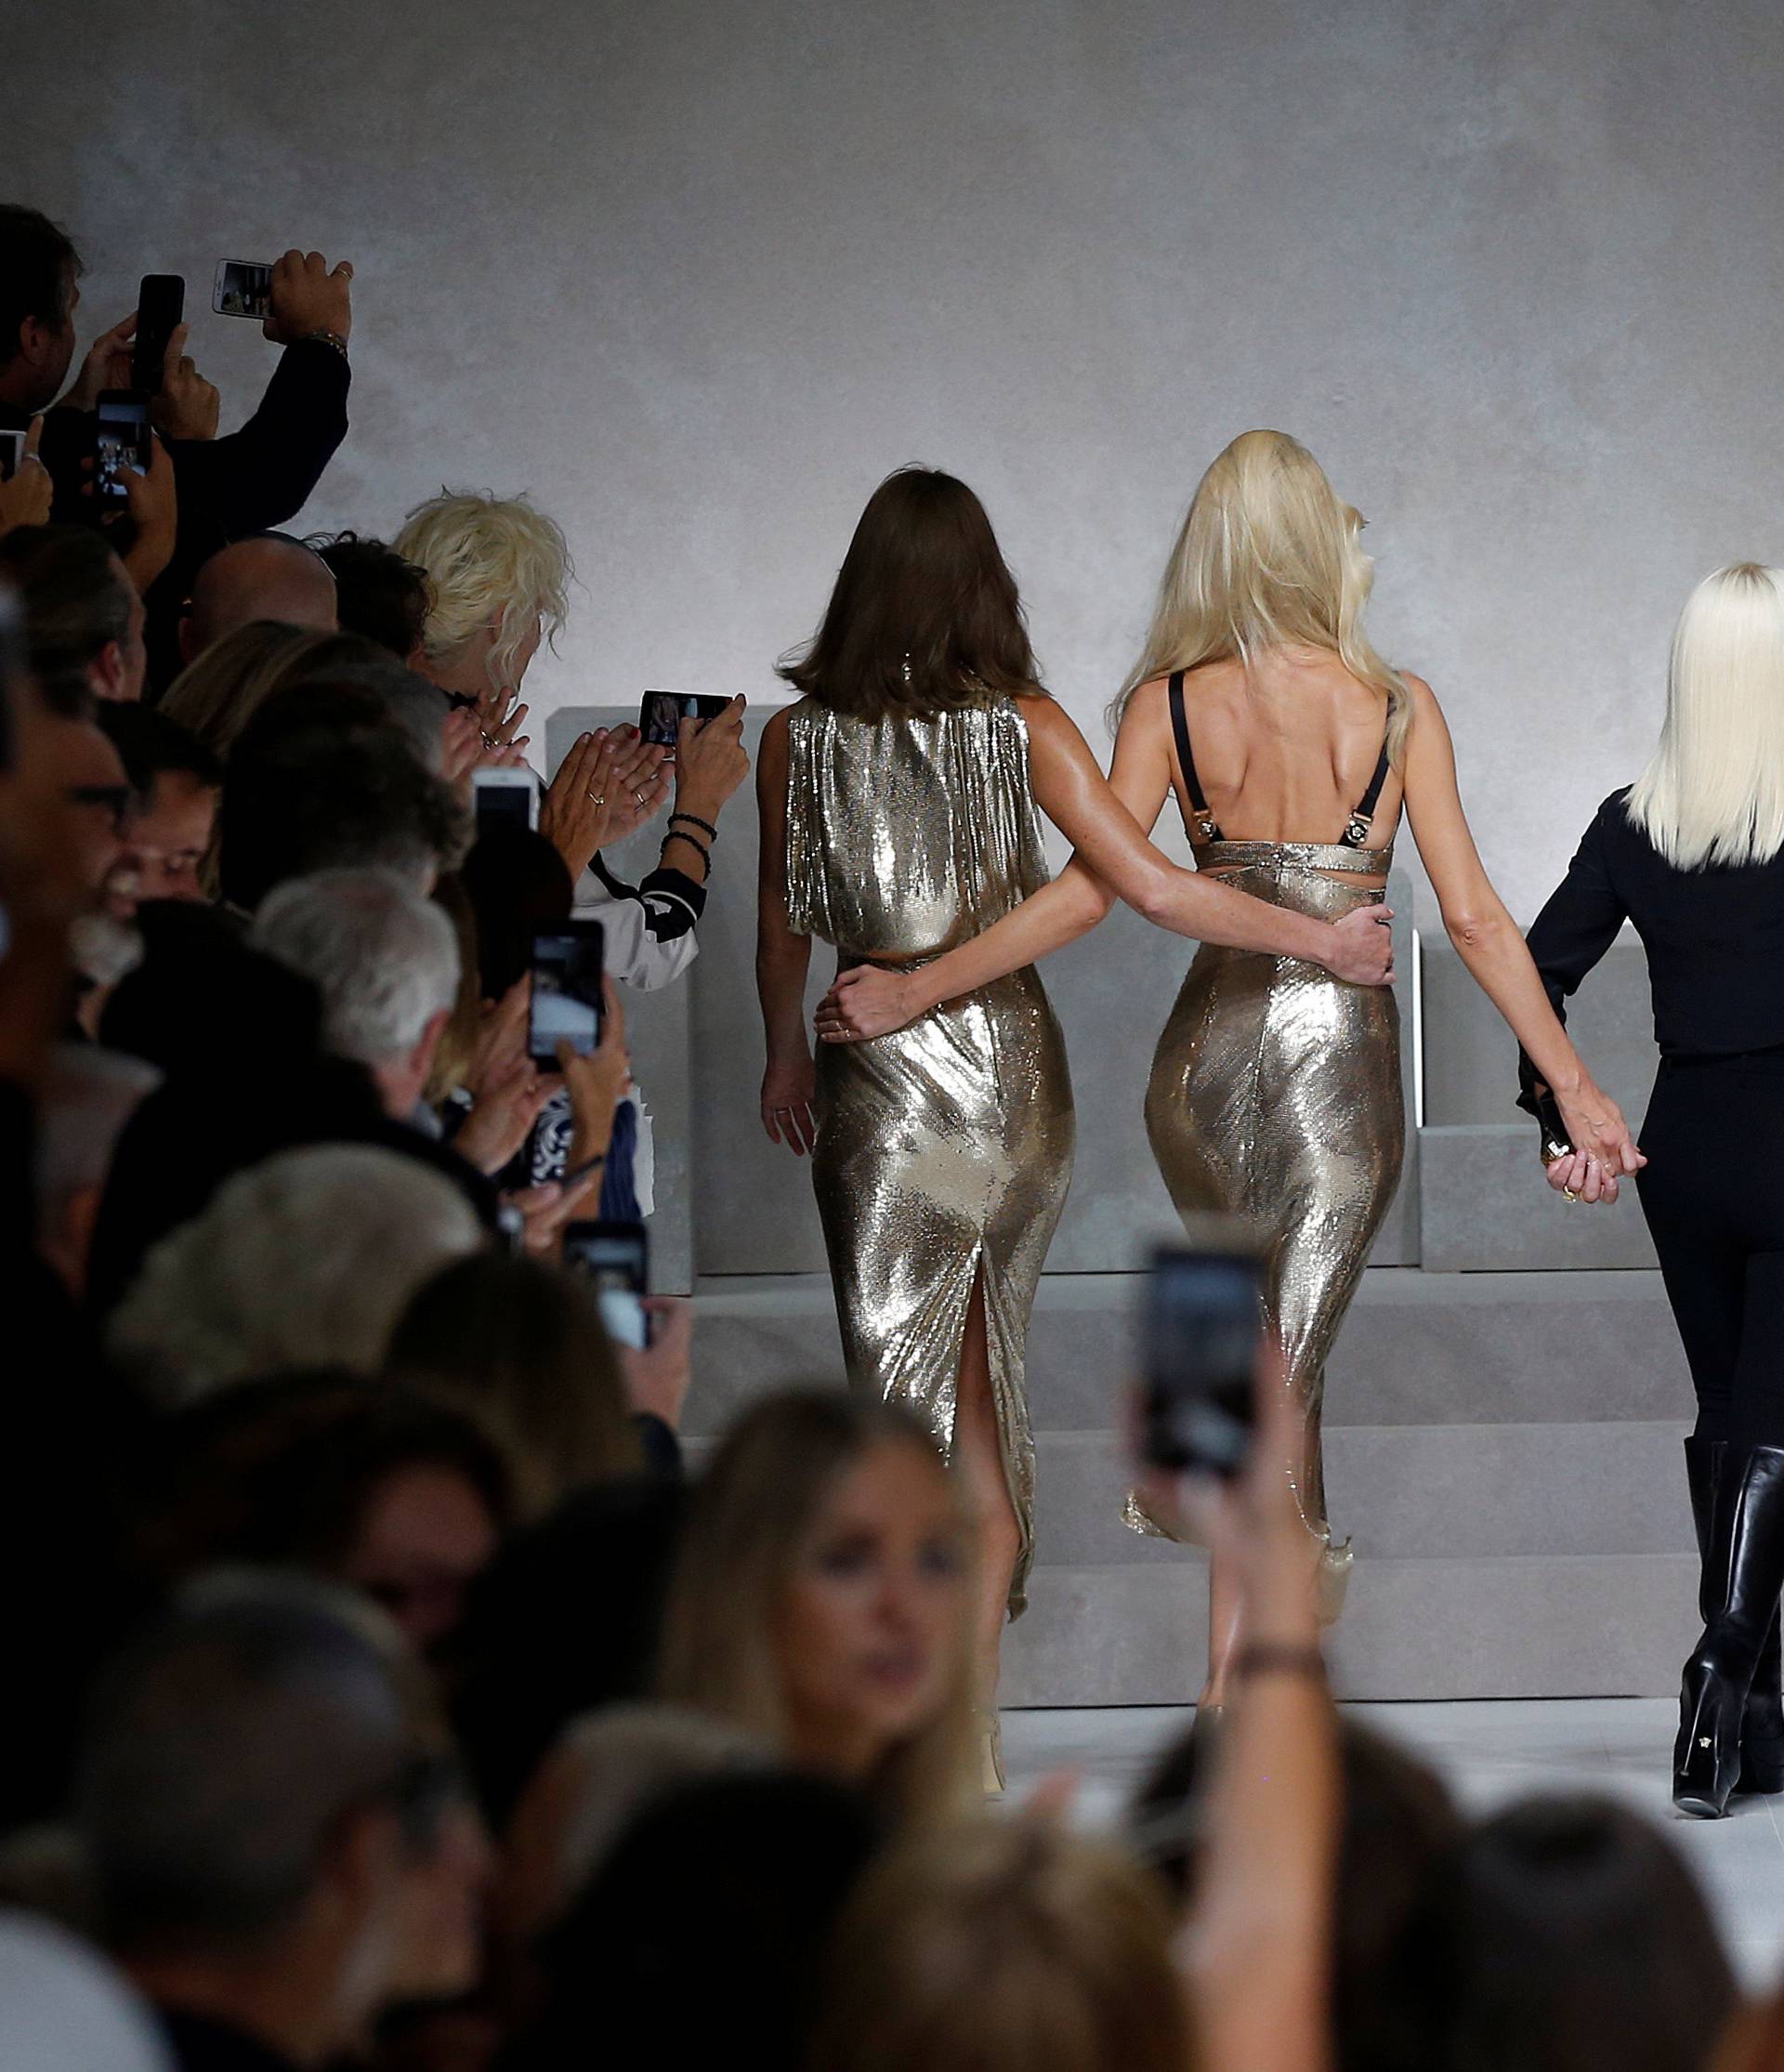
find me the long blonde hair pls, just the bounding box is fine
[1113,428,1409,763]
[1626,563,1784,871]
[160,621,342,755]
[807,1820,1194,2072]
[395,491,572,696]
[657,1391,977,1829]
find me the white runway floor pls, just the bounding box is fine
[1003,1699,1784,1988]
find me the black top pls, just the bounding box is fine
[1167,669,1390,846]
[159,2011,298,2072]
[1518,787,1784,1111]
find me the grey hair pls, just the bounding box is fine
[250,869,460,1069]
[36,1043,162,1216]
[76,1569,429,1956]
[108,1145,484,1407]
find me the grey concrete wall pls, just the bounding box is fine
[18,0,1784,924]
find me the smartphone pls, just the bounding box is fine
[0,429,23,483]
[213,259,274,321]
[0,585,22,774]
[1138,1240,1262,1479]
[132,274,185,395]
[562,1219,651,1349]
[528,920,605,1065]
[472,766,538,834]
[639,688,731,754]
[95,392,152,504]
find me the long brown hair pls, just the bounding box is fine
[779,467,1046,720]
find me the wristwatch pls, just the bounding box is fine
[299,329,349,360]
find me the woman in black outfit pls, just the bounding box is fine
[1521,562,1784,1817]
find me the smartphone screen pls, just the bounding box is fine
[529,922,605,1065]
[132,274,184,395]
[562,1219,650,1349]
[95,393,151,504]
[472,768,538,834]
[213,259,274,320]
[638,689,730,753]
[0,429,23,484]
[1139,1244,1261,1478]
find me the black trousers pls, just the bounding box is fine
[1639,1053,1784,1449]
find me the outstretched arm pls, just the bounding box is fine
[1402,675,1640,1192]
[754,710,819,1154]
[817,691,1393,1041]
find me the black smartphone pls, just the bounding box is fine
[213,259,274,321]
[528,920,605,1065]
[639,689,730,754]
[1138,1241,1261,1479]
[562,1219,651,1349]
[95,391,152,504]
[132,274,184,395]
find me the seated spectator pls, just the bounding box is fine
[34,1043,162,1299]
[216,683,470,913]
[96,706,220,907]
[160,623,356,757]
[658,1393,977,1825]
[42,707,130,895]
[176,534,337,666]
[74,1572,473,2072]
[137,1372,512,1655]
[496,1703,767,1945]
[807,1821,1189,2072]
[108,1144,485,1406]
[0,525,148,708]
[308,531,431,663]
[1397,1793,1736,2072]
[508,1772,881,2072]
[249,868,461,1127]
[386,1252,642,1517]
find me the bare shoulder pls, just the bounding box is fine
[1400,670,1438,713]
[1119,675,1173,732]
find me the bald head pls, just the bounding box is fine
[182,538,337,663]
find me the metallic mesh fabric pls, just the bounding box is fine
[785,697,1074,1619]
[1129,838,1404,1624]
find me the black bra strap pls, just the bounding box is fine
[1343,736,1393,846]
[1168,670,1221,841]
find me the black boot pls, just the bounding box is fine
[1674,1447,1784,1816]
[1684,1437,1784,1797]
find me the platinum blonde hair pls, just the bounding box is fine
[109,1146,483,1407]
[395,491,573,694]
[1112,428,1410,763]
[250,868,461,1069]
[1626,563,1784,871]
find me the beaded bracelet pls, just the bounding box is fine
[669,810,718,844]
[662,828,712,875]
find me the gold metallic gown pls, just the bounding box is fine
[1130,838,1404,1620]
[784,696,1075,1619]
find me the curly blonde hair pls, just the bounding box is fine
[395,491,573,695]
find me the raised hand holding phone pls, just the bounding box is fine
[263,249,354,347]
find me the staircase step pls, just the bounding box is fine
[1001,1554,1698,1706]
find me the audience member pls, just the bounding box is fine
[75,1572,470,2072]
[108,1145,485,1405]
[0,524,148,708]
[808,1821,1190,2072]
[309,531,431,663]
[658,1392,977,1825]
[250,869,461,1126]
[160,623,346,757]
[34,1043,162,1298]
[138,1372,512,1653]
[177,535,337,665]
[97,705,221,906]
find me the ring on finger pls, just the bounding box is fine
[588,791,607,807]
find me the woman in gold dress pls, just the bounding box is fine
[816,434,1641,1716]
[757,466,1406,1776]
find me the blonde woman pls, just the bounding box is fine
[818,431,1639,1712]
[658,1391,980,1826]
[159,620,343,754]
[1522,564,1784,1818]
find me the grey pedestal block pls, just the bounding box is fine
[1420,1126,1659,1271]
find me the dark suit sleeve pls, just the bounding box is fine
[166,336,351,543]
[1515,795,1631,1115]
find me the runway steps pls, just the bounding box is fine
[683,1266,1699,1703]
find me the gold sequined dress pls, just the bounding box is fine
[783,695,1075,1618]
[1129,673,1405,1620]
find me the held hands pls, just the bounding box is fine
[761,1054,820,1154]
[265,250,355,346]
[540,728,670,881]
[1322,905,1395,987]
[1542,1082,1645,1206]
[0,417,51,536]
[814,964,923,1044]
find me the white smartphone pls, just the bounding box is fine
[213,259,274,320]
[472,766,538,834]
[0,429,24,483]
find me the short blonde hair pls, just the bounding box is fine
[1114,428,1409,763]
[656,1391,977,1829]
[395,491,573,694]
[808,1821,1195,2072]
[1627,563,1784,872]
